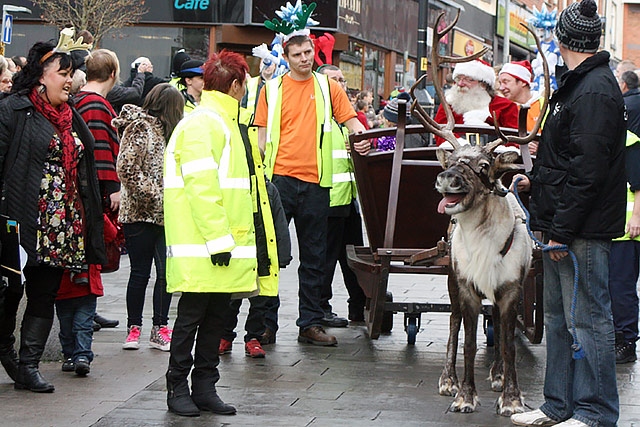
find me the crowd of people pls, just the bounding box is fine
[0,0,636,424]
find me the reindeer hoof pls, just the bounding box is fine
[490,376,504,392]
[438,376,459,396]
[449,394,479,413]
[496,395,525,417]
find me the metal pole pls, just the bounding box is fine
[502,0,510,64]
[417,0,429,88]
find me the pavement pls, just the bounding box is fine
[1,227,639,427]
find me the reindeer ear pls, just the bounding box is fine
[436,148,451,169]
[490,151,520,180]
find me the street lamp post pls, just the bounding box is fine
[417,0,429,88]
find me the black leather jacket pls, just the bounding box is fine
[0,92,106,266]
[529,51,626,244]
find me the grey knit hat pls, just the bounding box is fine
[383,92,412,123]
[555,0,602,53]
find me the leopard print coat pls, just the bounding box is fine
[113,104,165,225]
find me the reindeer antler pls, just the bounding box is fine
[410,10,489,150]
[486,23,550,153]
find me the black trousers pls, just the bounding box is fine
[321,201,366,317]
[168,292,231,383]
[221,295,271,343]
[1,265,63,341]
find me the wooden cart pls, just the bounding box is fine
[346,102,544,345]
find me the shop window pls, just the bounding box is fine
[101,26,209,81]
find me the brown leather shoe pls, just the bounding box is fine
[297,326,337,346]
[260,328,276,345]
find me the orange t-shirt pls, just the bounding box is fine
[526,98,542,133]
[254,74,356,183]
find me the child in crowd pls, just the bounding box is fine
[55,265,104,376]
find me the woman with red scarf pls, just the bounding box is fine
[0,35,106,393]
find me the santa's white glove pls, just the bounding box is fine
[463,108,491,125]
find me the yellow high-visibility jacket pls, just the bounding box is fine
[163,89,258,294]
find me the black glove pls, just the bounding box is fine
[211,252,232,266]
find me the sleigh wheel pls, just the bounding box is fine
[484,316,494,347]
[404,312,421,345]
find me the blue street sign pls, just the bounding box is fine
[2,13,13,44]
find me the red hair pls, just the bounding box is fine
[203,50,249,93]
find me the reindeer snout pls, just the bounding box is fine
[436,169,464,193]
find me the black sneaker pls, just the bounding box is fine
[320,312,348,328]
[61,358,75,372]
[75,357,91,376]
[615,341,637,364]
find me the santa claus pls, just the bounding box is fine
[434,59,518,147]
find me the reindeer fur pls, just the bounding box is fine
[435,145,532,416]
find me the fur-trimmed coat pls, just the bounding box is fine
[113,104,165,226]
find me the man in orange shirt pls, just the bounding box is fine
[498,60,543,156]
[254,34,369,346]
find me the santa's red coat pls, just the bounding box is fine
[433,95,519,146]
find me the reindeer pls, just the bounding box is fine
[409,12,549,416]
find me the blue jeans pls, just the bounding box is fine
[272,175,329,330]
[55,295,97,362]
[608,240,640,341]
[541,238,619,427]
[123,222,172,327]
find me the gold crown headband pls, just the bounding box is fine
[40,27,93,64]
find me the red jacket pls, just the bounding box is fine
[433,95,518,146]
[56,265,104,300]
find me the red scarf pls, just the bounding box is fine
[28,88,81,201]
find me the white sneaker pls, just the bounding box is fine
[511,409,558,426]
[555,419,589,427]
[122,325,141,350]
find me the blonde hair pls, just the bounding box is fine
[85,49,119,83]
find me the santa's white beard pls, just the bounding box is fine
[445,85,492,115]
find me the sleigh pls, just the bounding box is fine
[346,101,544,346]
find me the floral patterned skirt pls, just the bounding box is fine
[35,138,85,271]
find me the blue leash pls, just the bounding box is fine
[512,177,585,360]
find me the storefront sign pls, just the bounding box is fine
[496,0,536,51]
[452,29,487,57]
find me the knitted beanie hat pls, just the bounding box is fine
[555,0,602,53]
[452,60,495,87]
[383,92,412,123]
[499,60,533,85]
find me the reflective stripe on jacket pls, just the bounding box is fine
[163,89,258,293]
[614,130,640,242]
[263,72,334,187]
[330,121,357,207]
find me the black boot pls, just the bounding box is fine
[0,283,21,382]
[615,332,637,364]
[14,315,55,393]
[0,337,18,382]
[191,370,236,415]
[166,369,200,417]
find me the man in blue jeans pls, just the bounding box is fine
[510,0,625,425]
[254,33,369,346]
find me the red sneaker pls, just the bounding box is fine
[244,338,266,358]
[218,338,233,355]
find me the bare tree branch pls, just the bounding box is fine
[30,0,148,45]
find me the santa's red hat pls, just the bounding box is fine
[452,60,495,87]
[499,60,533,85]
